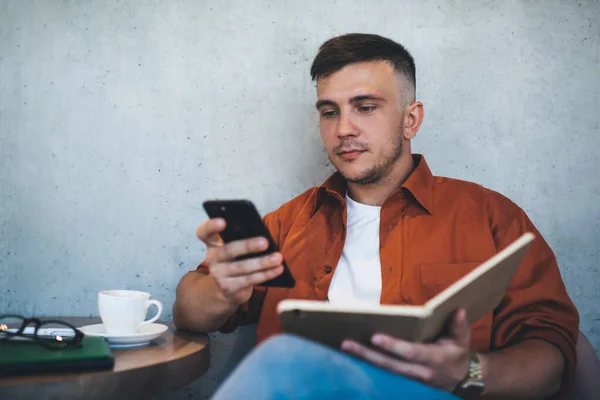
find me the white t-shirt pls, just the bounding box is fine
[327,193,382,305]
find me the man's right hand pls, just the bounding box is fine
[195,218,284,308]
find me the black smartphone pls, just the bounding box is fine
[202,199,296,288]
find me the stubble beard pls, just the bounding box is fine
[330,130,404,185]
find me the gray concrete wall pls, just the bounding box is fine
[1,0,598,398]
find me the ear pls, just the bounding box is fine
[402,101,424,140]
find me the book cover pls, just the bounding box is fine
[0,336,114,376]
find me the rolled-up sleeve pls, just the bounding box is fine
[489,195,579,399]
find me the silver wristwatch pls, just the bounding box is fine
[453,352,484,399]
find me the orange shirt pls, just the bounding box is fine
[201,154,578,397]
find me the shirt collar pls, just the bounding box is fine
[315,154,435,215]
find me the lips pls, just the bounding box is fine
[338,150,365,160]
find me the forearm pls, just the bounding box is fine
[478,339,564,399]
[172,271,237,333]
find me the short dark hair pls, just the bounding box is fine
[310,33,416,100]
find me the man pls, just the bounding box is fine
[173,33,579,399]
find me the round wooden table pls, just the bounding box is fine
[0,317,210,400]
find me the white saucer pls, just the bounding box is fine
[78,323,168,348]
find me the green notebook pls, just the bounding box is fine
[0,336,114,376]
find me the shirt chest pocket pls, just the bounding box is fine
[420,262,493,352]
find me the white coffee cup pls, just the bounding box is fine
[98,290,163,335]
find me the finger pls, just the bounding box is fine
[217,265,284,294]
[341,340,434,383]
[450,308,470,347]
[224,252,284,277]
[214,237,270,263]
[196,219,226,247]
[371,334,440,365]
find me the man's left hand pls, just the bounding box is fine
[341,308,471,392]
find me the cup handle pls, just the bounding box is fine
[140,299,163,327]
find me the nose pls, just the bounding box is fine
[336,112,358,138]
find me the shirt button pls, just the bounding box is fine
[325,266,332,274]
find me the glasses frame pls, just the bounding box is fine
[0,314,84,349]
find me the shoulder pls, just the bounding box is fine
[265,187,319,221]
[272,187,320,219]
[434,176,540,251]
[263,187,320,242]
[433,175,524,215]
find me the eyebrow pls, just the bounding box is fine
[315,94,387,110]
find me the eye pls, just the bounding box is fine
[358,104,377,113]
[320,109,338,118]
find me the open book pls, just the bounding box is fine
[277,232,535,348]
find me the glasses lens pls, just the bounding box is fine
[37,321,78,348]
[0,315,25,339]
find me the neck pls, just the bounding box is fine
[346,153,415,206]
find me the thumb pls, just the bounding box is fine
[196,219,226,248]
[451,308,470,346]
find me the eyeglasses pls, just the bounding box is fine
[0,314,84,349]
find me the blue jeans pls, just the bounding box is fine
[213,334,460,400]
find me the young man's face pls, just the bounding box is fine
[316,61,408,185]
